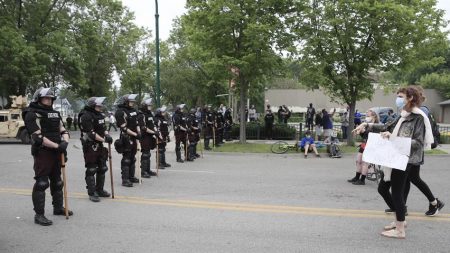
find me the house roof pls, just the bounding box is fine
[438,99,450,105]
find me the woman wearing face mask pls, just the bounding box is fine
[353,85,444,239]
[347,110,379,185]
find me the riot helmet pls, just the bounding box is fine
[32,87,56,103]
[87,97,106,110]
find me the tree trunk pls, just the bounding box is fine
[347,101,356,146]
[239,77,248,144]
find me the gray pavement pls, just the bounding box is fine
[0,134,449,253]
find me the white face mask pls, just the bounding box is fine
[396,97,406,109]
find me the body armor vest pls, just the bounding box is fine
[80,108,106,138]
[155,114,169,137]
[27,103,62,143]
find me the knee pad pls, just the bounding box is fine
[51,179,64,191]
[34,177,49,191]
[98,165,108,174]
[142,152,151,160]
[122,158,131,166]
[86,167,97,176]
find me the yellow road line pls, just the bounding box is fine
[1,187,449,222]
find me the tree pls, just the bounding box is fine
[294,0,447,145]
[182,0,295,143]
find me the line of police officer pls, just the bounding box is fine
[24,89,212,226]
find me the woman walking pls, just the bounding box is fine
[353,85,444,239]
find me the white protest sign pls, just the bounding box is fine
[362,132,411,171]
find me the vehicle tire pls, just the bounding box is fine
[271,141,289,154]
[20,129,31,144]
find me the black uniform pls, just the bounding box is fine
[203,108,214,150]
[137,107,157,177]
[154,111,171,167]
[115,104,140,186]
[173,110,188,162]
[224,109,233,141]
[79,106,110,200]
[215,111,224,145]
[264,110,275,139]
[23,101,72,225]
[186,112,200,160]
[306,106,316,130]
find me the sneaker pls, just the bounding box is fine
[163,163,171,168]
[149,171,158,176]
[35,214,53,226]
[384,221,407,230]
[426,199,445,216]
[352,180,365,185]
[316,154,321,157]
[381,229,405,239]
[304,154,307,159]
[141,172,151,178]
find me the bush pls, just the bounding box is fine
[230,122,296,140]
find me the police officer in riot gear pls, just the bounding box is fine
[215,108,224,145]
[187,108,201,159]
[137,97,158,178]
[79,97,113,202]
[23,87,73,226]
[203,105,214,150]
[224,108,233,141]
[154,106,171,167]
[115,94,141,187]
[173,104,189,163]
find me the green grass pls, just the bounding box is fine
[212,143,271,153]
[211,142,449,155]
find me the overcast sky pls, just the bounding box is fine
[121,0,450,40]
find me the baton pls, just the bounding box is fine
[60,153,69,220]
[108,143,115,199]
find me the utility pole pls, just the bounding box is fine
[155,0,161,108]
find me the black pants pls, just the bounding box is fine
[390,164,436,221]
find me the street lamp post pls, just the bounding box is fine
[155,0,161,108]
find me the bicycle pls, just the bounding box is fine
[367,163,383,184]
[270,141,298,154]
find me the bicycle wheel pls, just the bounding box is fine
[271,141,289,154]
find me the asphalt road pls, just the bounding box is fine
[0,133,449,253]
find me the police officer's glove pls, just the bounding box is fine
[154,130,160,137]
[135,132,142,140]
[57,141,68,153]
[104,134,113,144]
[186,128,192,134]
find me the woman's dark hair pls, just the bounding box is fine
[397,86,423,109]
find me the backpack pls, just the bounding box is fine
[421,106,440,149]
[327,143,342,158]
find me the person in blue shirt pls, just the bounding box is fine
[354,110,362,126]
[299,131,320,158]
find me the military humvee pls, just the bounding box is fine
[0,95,30,144]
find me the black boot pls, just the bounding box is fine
[51,179,73,216]
[121,158,133,187]
[347,172,361,183]
[161,151,171,167]
[85,168,99,202]
[95,173,110,198]
[32,186,52,225]
[176,147,184,163]
[34,214,53,226]
[129,159,140,183]
[141,152,151,178]
[187,145,195,161]
[204,138,211,150]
